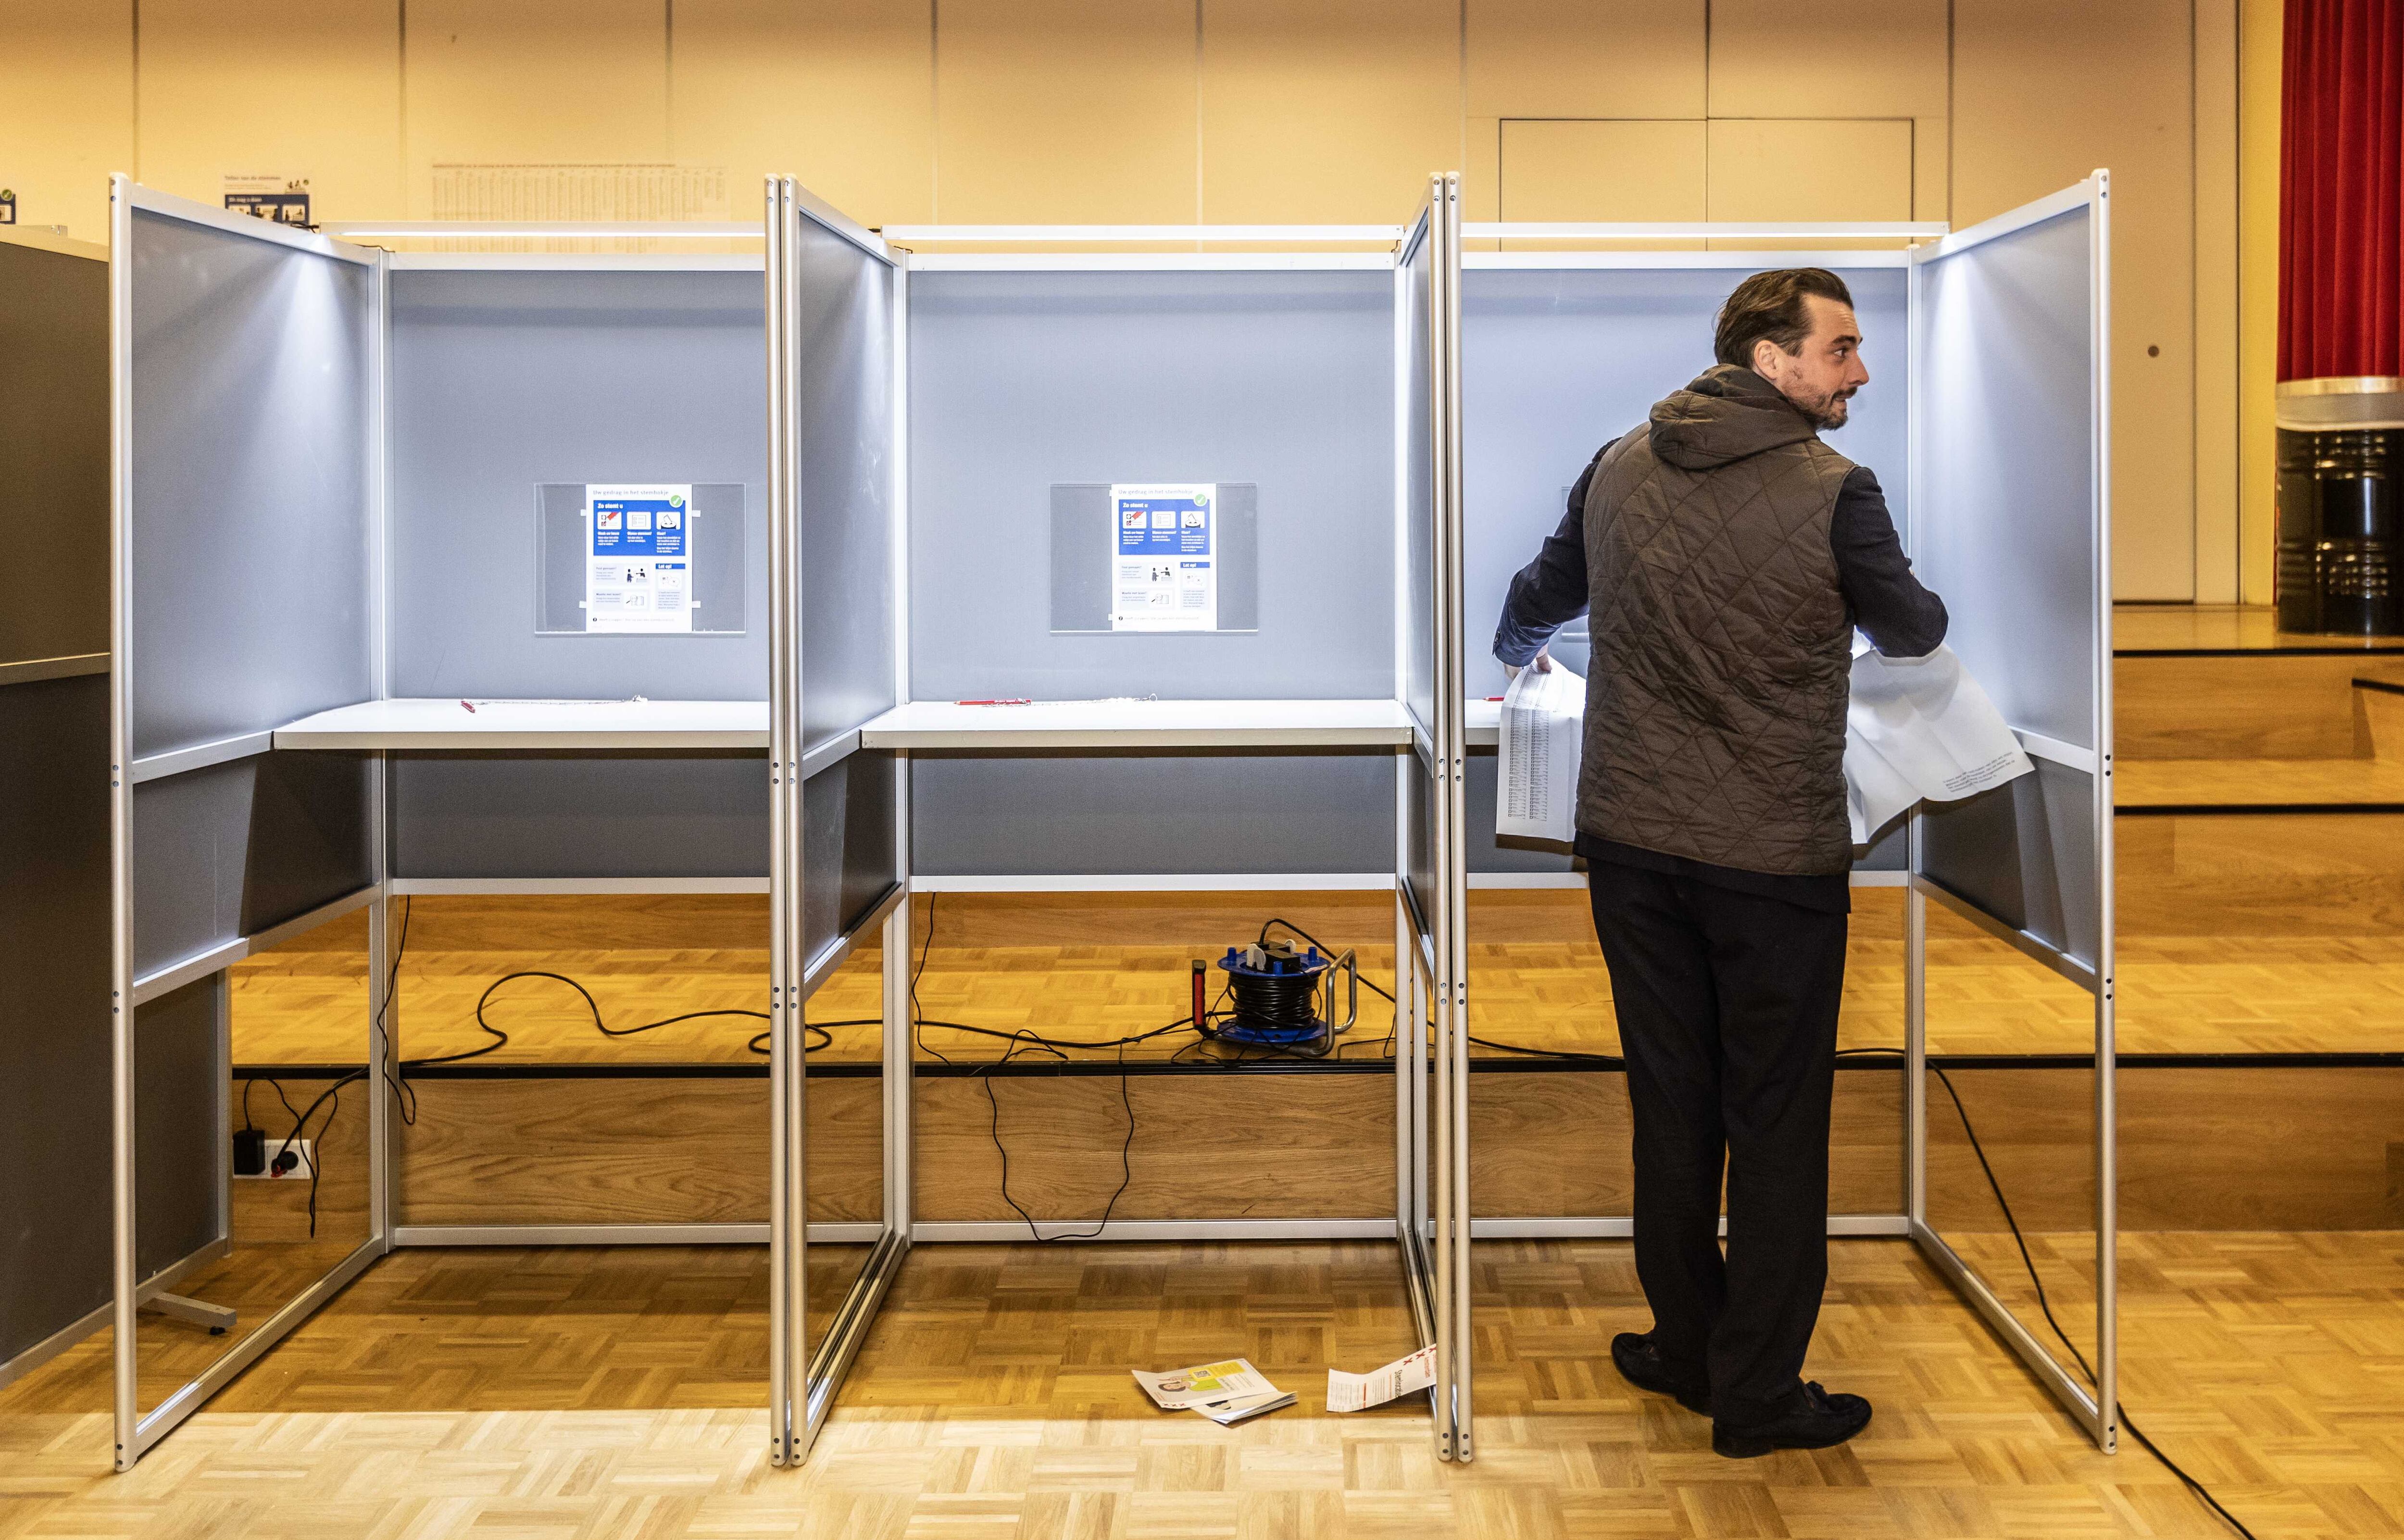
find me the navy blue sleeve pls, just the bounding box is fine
[1493,445,1603,668]
[1833,466,1947,658]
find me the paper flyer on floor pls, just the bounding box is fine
[1133,1359,1278,1412]
[1326,1345,1439,1413]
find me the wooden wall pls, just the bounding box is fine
[0,0,2273,601]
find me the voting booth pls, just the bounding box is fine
[763,174,1477,1459]
[100,182,897,1467]
[0,227,112,1395]
[1458,178,2117,1449]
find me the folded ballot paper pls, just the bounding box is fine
[1845,641,2033,843]
[1327,1345,1440,1413]
[1133,1359,1295,1426]
[1494,641,2032,850]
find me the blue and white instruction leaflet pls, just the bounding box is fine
[586,483,695,633]
[1109,482,1217,632]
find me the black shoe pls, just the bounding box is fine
[1711,1381,1872,1458]
[1609,1332,1711,1416]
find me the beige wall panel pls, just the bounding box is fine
[2237,0,2281,603]
[401,0,669,216]
[933,0,1196,225]
[1200,0,1460,224]
[1954,0,2196,600]
[1703,118,1914,222]
[137,0,401,222]
[1704,0,1947,120]
[1496,119,1705,222]
[1464,0,1704,120]
[0,1,132,242]
[671,0,933,228]
[2194,0,2240,602]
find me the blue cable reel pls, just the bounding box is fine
[1203,937,1359,1054]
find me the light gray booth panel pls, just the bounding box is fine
[390,751,769,879]
[1910,204,2101,967]
[128,210,376,760]
[0,676,113,1368]
[792,218,902,753]
[132,753,374,978]
[1401,221,1442,926]
[389,268,769,701]
[911,751,1396,878]
[0,242,108,668]
[1460,265,1909,695]
[908,269,1395,702]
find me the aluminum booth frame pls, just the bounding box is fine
[768,173,1477,1460]
[1459,175,2117,1451]
[106,181,901,1469]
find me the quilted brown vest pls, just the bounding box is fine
[1578,364,1857,876]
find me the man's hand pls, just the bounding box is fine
[1502,648,1554,684]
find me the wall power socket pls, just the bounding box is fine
[232,1137,313,1181]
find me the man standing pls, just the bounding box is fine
[1493,269,1946,1458]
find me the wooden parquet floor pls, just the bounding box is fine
[6,1233,2403,1537]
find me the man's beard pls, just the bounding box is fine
[1792,384,1855,429]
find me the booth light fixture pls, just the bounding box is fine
[1465,221,1951,240]
[880,224,1407,243]
[320,220,763,239]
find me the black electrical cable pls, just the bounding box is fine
[1837,1047,2258,1540]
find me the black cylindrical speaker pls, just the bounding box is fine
[2275,378,2404,637]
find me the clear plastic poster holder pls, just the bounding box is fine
[1903,173,2117,1452]
[1461,175,2113,1452]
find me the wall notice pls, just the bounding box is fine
[1109,483,1217,632]
[585,484,695,633]
[223,174,312,227]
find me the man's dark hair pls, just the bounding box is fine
[1713,268,1855,369]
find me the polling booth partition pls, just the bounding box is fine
[1455,175,2116,1450]
[103,181,905,1470]
[768,172,1478,1458]
[0,225,112,1396]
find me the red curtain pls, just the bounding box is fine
[2280,0,2404,381]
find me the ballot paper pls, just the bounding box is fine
[1845,641,2034,844]
[1194,1390,1297,1426]
[1134,1359,1281,1415]
[1496,662,1588,845]
[1327,1345,1440,1414]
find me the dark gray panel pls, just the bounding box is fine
[1465,750,1577,875]
[1048,483,1260,633]
[129,211,375,758]
[131,753,373,978]
[0,675,112,1365]
[1920,759,2099,967]
[1462,265,1910,699]
[911,751,1395,876]
[1913,208,2097,749]
[908,268,1394,701]
[537,482,748,634]
[794,220,900,749]
[0,242,108,667]
[133,977,222,1281]
[801,750,900,960]
[1405,745,1437,921]
[390,751,769,878]
[389,268,768,700]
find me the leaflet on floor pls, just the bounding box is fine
[1327,1344,1439,1413]
[1496,661,1587,845]
[585,482,696,633]
[1845,640,2034,844]
[1109,482,1217,632]
[1134,1358,1279,1412]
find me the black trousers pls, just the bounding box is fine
[1585,862,1848,1422]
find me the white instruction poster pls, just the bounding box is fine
[1496,661,1589,845]
[1110,483,1217,632]
[585,483,695,633]
[1845,641,2034,843]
